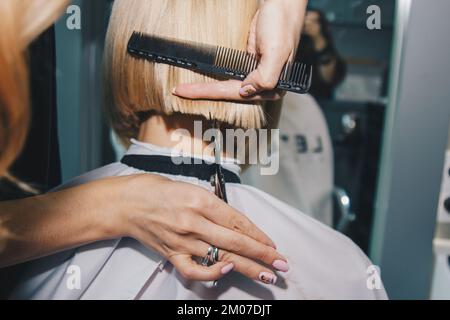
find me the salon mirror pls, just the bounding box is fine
[296,0,396,254]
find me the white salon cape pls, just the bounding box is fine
[10,140,387,300]
[243,93,334,226]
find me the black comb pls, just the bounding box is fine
[127,32,312,94]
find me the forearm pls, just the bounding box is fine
[273,0,308,55]
[0,178,122,268]
[275,0,308,26]
[273,0,308,8]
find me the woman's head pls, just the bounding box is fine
[304,9,333,45]
[0,0,68,176]
[105,0,270,145]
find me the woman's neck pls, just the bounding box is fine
[138,114,232,159]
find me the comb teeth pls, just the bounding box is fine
[214,47,312,90]
[279,62,313,90]
[214,46,258,79]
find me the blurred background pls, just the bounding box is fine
[8,0,450,299]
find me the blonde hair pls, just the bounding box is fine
[0,0,68,250]
[105,0,272,144]
[0,0,68,177]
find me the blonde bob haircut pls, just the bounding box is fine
[0,0,68,176]
[105,0,279,145]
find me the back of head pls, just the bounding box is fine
[105,0,267,145]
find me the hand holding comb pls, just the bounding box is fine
[127,32,312,95]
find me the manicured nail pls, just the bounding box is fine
[221,263,234,275]
[273,260,289,272]
[240,85,257,97]
[259,272,277,285]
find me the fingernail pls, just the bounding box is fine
[240,85,256,97]
[273,260,289,272]
[259,272,277,285]
[172,87,178,95]
[221,263,234,275]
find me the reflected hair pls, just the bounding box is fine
[104,0,273,146]
[0,0,68,251]
[0,0,68,177]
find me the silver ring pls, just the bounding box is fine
[211,247,220,287]
[201,246,221,287]
[201,246,214,266]
[201,246,220,266]
[212,247,220,263]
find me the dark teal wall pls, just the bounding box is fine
[55,0,83,182]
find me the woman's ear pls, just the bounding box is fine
[20,0,68,48]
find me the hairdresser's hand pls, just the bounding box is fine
[173,0,307,101]
[115,174,288,284]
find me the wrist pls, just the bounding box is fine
[268,0,304,4]
[268,0,305,13]
[97,175,154,240]
[89,178,128,240]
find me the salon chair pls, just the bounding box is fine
[320,99,386,252]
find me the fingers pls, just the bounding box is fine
[221,250,278,285]
[171,0,303,101]
[172,80,283,102]
[169,254,233,282]
[196,218,288,271]
[201,194,276,249]
[189,241,279,285]
[246,10,258,55]
[173,183,276,249]
[240,49,288,97]
[239,0,303,97]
